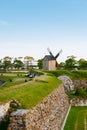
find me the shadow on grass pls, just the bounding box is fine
[35,79,48,83]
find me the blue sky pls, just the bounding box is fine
[0,0,87,62]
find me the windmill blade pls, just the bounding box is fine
[55,49,62,59]
[47,48,54,57]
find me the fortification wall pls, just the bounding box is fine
[70,98,87,106]
[8,84,69,130]
[73,80,87,89]
[1,76,87,130]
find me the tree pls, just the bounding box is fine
[78,58,87,70]
[57,62,65,69]
[3,56,12,70]
[38,59,43,69]
[0,59,4,70]
[65,55,77,70]
[24,56,34,70]
[13,59,24,70]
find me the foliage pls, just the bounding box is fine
[67,87,87,98]
[38,59,43,69]
[1,55,87,70]
[2,56,12,70]
[75,87,86,97]
[3,60,12,70]
[73,71,87,79]
[64,55,77,70]
[24,56,34,70]
[44,70,87,80]
[0,115,9,130]
[0,56,35,71]
[78,58,87,69]
[58,56,87,70]
[13,59,24,69]
[57,62,65,69]
[44,70,75,79]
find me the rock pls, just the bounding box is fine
[58,75,74,92]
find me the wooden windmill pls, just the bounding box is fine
[43,48,62,70]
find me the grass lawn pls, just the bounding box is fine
[0,72,61,108]
[45,70,87,79]
[64,106,87,130]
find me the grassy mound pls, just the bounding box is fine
[44,70,87,79]
[0,72,61,108]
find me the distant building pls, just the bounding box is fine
[43,55,56,70]
[43,48,62,70]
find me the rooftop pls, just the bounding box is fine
[44,55,56,60]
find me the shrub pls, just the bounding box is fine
[75,87,87,97]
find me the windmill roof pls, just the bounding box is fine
[44,55,55,60]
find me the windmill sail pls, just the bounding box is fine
[47,48,54,57]
[55,49,62,59]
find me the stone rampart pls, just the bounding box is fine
[58,76,74,92]
[1,76,87,130]
[70,98,87,106]
[8,84,69,130]
[73,80,87,90]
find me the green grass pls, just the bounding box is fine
[0,72,61,108]
[64,106,87,130]
[68,87,87,98]
[0,73,29,88]
[1,70,87,109]
[44,70,73,78]
[44,70,87,79]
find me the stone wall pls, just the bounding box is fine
[58,76,74,92]
[0,101,11,122]
[73,80,87,90]
[70,98,87,106]
[8,84,69,130]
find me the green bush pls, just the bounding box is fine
[44,70,87,79]
[68,87,87,98]
[75,87,87,97]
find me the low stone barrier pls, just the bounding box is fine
[0,101,11,122]
[8,84,69,130]
[0,99,22,129]
[73,80,87,90]
[58,76,74,92]
[70,98,87,106]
